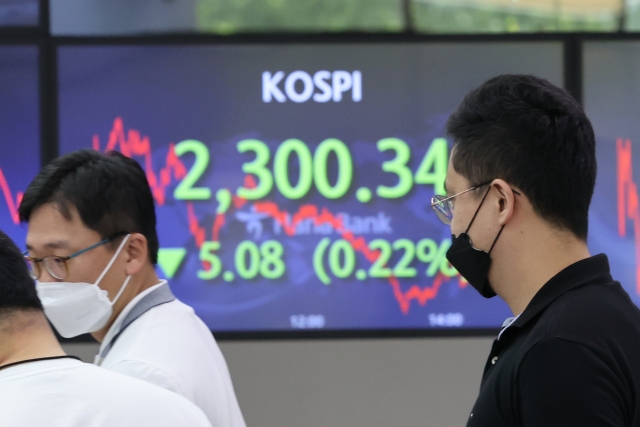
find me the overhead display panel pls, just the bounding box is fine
[584,41,640,311]
[57,42,563,334]
[0,0,39,27]
[0,45,40,252]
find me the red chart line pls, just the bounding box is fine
[95,117,462,314]
[93,117,187,206]
[253,200,459,315]
[617,138,640,295]
[0,168,23,225]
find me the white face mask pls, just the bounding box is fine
[36,235,131,338]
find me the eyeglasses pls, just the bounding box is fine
[24,233,126,280]
[430,181,521,225]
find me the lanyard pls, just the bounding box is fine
[97,283,175,363]
[0,355,82,372]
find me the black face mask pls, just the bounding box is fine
[446,186,504,299]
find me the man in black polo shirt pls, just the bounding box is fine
[431,74,640,427]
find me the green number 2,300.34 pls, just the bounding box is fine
[174,136,448,203]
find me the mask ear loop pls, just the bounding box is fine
[488,225,505,255]
[465,185,493,234]
[109,276,132,306]
[94,234,131,288]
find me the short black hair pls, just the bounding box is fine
[18,149,159,264]
[0,229,42,314]
[446,74,596,240]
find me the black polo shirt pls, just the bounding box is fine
[467,254,640,427]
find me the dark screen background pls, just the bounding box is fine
[0,0,39,27]
[0,45,40,253]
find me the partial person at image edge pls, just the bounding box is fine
[0,229,212,427]
[431,74,640,426]
[19,149,246,427]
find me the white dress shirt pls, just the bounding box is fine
[96,281,246,427]
[0,357,212,427]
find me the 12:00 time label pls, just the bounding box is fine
[290,314,326,329]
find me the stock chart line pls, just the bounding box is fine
[254,196,462,314]
[617,138,640,295]
[92,117,187,205]
[95,117,461,314]
[186,204,226,249]
[0,168,23,225]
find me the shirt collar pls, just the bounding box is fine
[510,254,612,331]
[498,314,520,340]
[0,357,83,380]
[98,280,166,356]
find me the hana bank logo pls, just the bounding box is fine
[262,70,362,103]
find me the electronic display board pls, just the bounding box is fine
[584,41,640,310]
[57,42,563,333]
[0,45,40,252]
[0,0,39,27]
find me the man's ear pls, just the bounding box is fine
[123,233,148,276]
[492,179,516,226]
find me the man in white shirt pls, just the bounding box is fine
[19,149,247,427]
[0,229,212,427]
